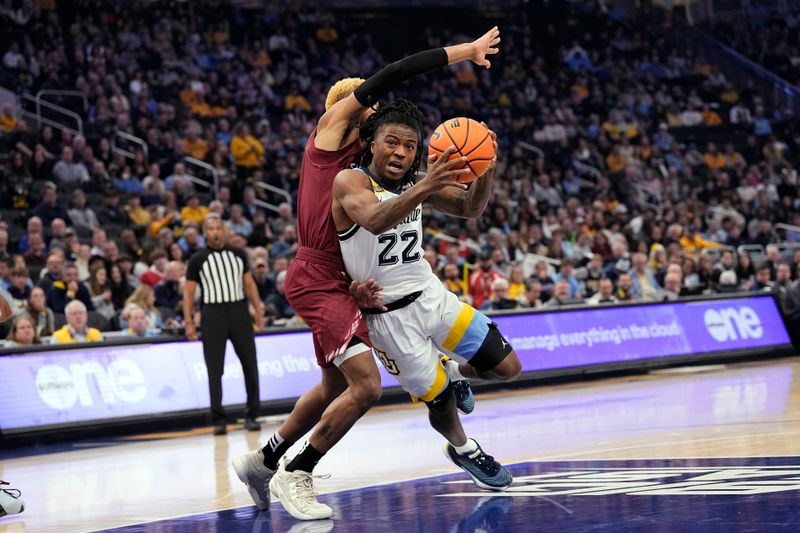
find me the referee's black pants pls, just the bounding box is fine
[200,300,260,424]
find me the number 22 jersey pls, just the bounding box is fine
[338,167,437,304]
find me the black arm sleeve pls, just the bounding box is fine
[354,48,449,107]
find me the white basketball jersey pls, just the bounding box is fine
[338,167,437,304]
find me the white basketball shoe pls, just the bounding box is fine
[269,459,333,520]
[232,449,275,511]
[0,481,24,517]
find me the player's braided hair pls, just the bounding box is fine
[359,98,425,183]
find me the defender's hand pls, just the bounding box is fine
[470,26,501,68]
[350,279,388,312]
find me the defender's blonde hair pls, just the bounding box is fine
[325,77,365,111]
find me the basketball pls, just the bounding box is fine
[428,117,495,183]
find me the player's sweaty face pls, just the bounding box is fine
[371,124,418,180]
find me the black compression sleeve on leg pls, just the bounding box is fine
[424,381,454,410]
[354,48,448,107]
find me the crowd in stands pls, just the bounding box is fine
[707,4,800,87]
[1,0,800,348]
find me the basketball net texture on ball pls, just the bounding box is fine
[428,117,494,183]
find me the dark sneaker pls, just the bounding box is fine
[213,423,228,435]
[244,417,262,432]
[0,481,24,517]
[440,356,475,415]
[444,441,512,491]
[452,380,475,415]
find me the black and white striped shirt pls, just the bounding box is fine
[186,246,249,304]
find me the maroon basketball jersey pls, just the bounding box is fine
[296,129,363,256]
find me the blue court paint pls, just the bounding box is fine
[102,457,800,532]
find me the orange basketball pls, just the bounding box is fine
[428,117,495,183]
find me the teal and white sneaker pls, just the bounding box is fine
[441,356,475,415]
[444,440,513,491]
[452,380,475,415]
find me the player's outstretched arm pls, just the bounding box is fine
[316,27,501,150]
[332,147,469,235]
[427,126,498,219]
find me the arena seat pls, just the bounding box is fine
[88,311,111,332]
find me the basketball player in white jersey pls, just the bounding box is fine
[330,99,522,490]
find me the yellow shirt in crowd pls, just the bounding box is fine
[0,113,17,132]
[180,205,210,224]
[508,282,526,300]
[704,152,726,169]
[51,325,103,344]
[231,135,265,167]
[126,206,152,226]
[183,138,208,160]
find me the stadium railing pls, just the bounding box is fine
[676,26,800,117]
[183,156,220,197]
[112,129,149,161]
[36,90,88,115]
[19,93,83,137]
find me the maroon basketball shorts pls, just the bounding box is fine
[285,259,371,368]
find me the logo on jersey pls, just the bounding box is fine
[394,207,421,228]
[440,466,800,496]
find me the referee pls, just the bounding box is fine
[184,214,265,435]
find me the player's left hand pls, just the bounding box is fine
[471,26,501,68]
[350,279,388,312]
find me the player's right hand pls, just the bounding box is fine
[423,146,471,191]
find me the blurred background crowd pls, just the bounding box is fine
[1,0,799,347]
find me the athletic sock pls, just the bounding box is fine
[443,358,466,381]
[262,431,293,470]
[286,441,325,473]
[453,438,479,456]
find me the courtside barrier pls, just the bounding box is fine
[0,293,792,436]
